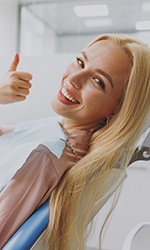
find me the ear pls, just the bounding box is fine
[106,112,115,123]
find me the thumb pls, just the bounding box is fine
[8,52,20,72]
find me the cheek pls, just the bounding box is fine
[51,97,66,117]
[83,91,101,111]
[84,87,101,103]
[84,90,117,116]
[51,95,62,111]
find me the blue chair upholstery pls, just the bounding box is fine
[2,200,49,250]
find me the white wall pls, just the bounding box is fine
[57,31,150,53]
[0,2,18,56]
[20,6,57,55]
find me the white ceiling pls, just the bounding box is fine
[9,0,150,36]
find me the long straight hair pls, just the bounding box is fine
[46,34,150,250]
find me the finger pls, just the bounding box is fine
[1,94,26,104]
[13,95,26,102]
[11,86,30,97]
[14,71,33,81]
[16,88,30,97]
[12,79,32,89]
[8,53,20,72]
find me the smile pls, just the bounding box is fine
[61,87,79,103]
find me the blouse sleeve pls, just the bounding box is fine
[0,145,61,248]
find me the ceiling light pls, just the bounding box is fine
[73,4,109,17]
[135,21,150,30]
[84,18,112,28]
[142,2,150,12]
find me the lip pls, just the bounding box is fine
[57,86,80,105]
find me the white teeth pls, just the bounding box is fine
[61,87,76,103]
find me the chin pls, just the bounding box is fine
[51,97,63,116]
[51,98,58,112]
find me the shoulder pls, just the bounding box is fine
[26,144,68,180]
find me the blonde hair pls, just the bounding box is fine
[46,34,150,250]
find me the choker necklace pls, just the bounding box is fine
[60,138,78,162]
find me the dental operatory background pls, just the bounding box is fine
[0,1,150,250]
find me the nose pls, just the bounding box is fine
[68,70,86,89]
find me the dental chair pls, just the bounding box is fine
[2,127,150,250]
[122,222,150,250]
[2,200,49,250]
[2,171,127,250]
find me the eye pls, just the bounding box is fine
[94,77,106,90]
[76,57,84,68]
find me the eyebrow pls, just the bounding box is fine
[81,51,114,88]
[95,69,114,88]
[81,51,88,61]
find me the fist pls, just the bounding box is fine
[0,53,32,104]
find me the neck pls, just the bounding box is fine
[60,118,99,131]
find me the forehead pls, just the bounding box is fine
[85,40,125,60]
[84,40,131,78]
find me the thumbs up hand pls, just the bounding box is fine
[0,53,32,104]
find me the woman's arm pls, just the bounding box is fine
[0,125,16,136]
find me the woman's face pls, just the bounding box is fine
[52,40,131,130]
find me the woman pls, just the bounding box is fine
[0,53,32,104]
[46,34,150,250]
[0,34,150,249]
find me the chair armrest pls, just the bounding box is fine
[122,222,150,250]
[2,200,49,250]
[129,146,150,165]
